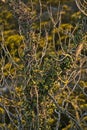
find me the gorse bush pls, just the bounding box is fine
[0,0,87,130]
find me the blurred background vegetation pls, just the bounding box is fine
[0,0,87,130]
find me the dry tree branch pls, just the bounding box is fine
[39,30,48,65]
[47,2,61,27]
[75,0,87,16]
[0,30,19,67]
[48,93,83,130]
[0,103,18,129]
